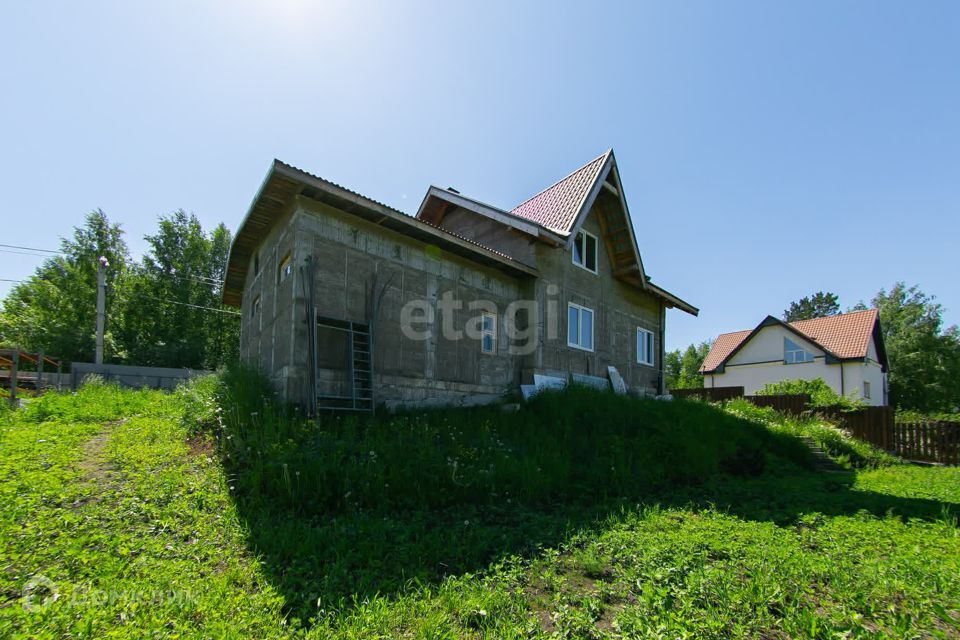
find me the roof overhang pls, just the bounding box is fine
[646,282,699,317]
[222,161,539,307]
[416,187,546,238]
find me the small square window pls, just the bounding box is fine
[572,230,598,273]
[637,328,655,366]
[480,312,496,354]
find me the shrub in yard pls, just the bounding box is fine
[187,367,812,517]
[754,378,865,411]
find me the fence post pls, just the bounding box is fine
[9,350,18,407]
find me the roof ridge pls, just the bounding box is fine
[510,149,612,212]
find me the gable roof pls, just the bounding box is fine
[700,309,886,373]
[509,150,611,234]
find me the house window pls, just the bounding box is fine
[637,328,655,366]
[572,230,598,273]
[480,312,496,354]
[253,251,260,276]
[278,252,292,284]
[784,337,814,364]
[251,294,261,318]
[567,303,594,351]
[863,381,871,399]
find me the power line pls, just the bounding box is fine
[0,243,62,254]
[0,278,23,283]
[0,248,60,259]
[142,296,240,316]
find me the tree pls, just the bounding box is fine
[116,211,238,369]
[0,210,128,364]
[665,341,711,390]
[783,291,840,322]
[871,283,960,412]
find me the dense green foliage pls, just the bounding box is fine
[860,282,960,412]
[0,209,238,370]
[0,210,128,363]
[2,381,958,638]
[663,341,710,390]
[782,290,841,322]
[754,377,865,410]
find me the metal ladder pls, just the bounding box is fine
[316,320,374,412]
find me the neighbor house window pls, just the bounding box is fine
[480,312,496,354]
[863,381,871,399]
[251,294,261,318]
[637,328,655,365]
[784,337,814,364]
[278,252,292,283]
[572,230,598,273]
[567,303,594,351]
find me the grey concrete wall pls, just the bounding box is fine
[295,199,527,408]
[70,363,208,390]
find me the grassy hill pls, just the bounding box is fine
[1,376,958,638]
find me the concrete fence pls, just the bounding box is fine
[70,363,210,390]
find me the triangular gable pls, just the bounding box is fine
[509,150,647,288]
[703,315,844,374]
[566,153,648,289]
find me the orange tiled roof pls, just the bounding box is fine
[510,150,610,234]
[700,309,880,373]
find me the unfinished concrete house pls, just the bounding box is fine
[222,149,697,411]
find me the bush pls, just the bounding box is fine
[754,378,864,411]
[725,398,898,469]
[191,367,812,518]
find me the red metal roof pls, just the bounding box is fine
[510,150,610,234]
[700,309,880,373]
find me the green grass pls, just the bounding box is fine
[0,378,957,638]
[725,398,901,469]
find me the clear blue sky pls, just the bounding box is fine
[2,1,958,350]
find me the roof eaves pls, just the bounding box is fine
[417,186,542,238]
[647,282,698,316]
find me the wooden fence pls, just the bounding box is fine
[671,386,959,464]
[820,406,959,465]
[670,386,744,402]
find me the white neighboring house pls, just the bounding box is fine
[699,309,889,406]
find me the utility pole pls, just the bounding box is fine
[95,256,108,365]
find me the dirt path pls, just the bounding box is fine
[71,419,125,507]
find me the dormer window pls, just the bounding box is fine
[784,337,814,364]
[572,230,598,273]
